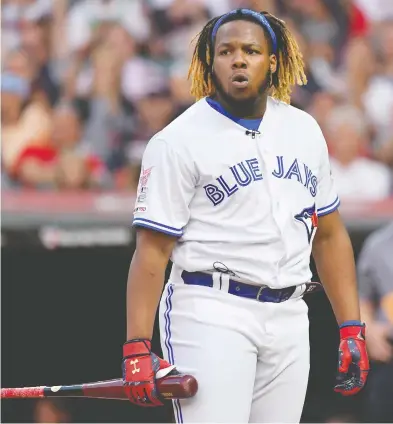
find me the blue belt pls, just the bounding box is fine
[181,271,322,303]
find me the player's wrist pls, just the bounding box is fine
[123,338,152,358]
[339,321,366,340]
[339,320,363,328]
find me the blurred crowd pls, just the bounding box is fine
[1,0,393,200]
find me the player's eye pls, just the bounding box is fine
[219,49,230,56]
[246,49,259,55]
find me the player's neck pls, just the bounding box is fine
[213,93,268,119]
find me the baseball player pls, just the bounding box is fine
[121,9,370,423]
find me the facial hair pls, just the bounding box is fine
[211,68,272,116]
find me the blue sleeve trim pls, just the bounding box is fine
[132,218,183,237]
[133,218,182,232]
[317,196,340,217]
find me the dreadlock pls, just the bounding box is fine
[188,10,307,104]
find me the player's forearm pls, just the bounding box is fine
[126,250,167,340]
[312,227,360,325]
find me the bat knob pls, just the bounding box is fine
[180,375,198,398]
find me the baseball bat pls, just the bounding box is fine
[1,374,198,401]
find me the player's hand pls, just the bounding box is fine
[334,322,370,396]
[122,338,175,407]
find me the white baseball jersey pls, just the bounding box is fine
[132,96,339,288]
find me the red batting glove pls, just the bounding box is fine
[334,322,370,396]
[122,339,175,407]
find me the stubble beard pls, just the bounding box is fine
[211,68,272,116]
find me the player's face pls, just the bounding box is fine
[212,20,276,107]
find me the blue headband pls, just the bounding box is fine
[211,9,277,54]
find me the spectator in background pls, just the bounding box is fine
[281,17,323,109]
[277,0,350,101]
[1,0,392,198]
[80,24,134,163]
[326,104,392,201]
[362,22,393,141]
[18,8,60,106]
[168,60,195,114]
[146,0,213,109]
[122,90,176,190]
[306,90,337,135]
[286,0,348,54]
[342,37,377,109]
[1,47,52,184]
[373,133,393,170]
[66,0,150,55]
[1,0,53,59]
[120,28,168,105]
[105,89,177,191]
[357,223,393,423]
[13,102,104,190]
[354,0,393,26]
[67,23,137,188]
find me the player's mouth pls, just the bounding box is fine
[231,73,249,88]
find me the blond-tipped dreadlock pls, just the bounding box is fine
[188,10,307,104]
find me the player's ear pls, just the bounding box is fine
[269,54,277,74]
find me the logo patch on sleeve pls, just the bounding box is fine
[136,168,153,204]
[294,204,318,243]
[137,193,147,203]
[134,206,147,214]
[139,166,153,188]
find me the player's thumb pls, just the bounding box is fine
[151,354,176,379]
[156,365,176,379]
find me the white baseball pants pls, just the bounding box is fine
[159,281,310,423]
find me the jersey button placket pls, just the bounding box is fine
[254,133,282,233]
[255,132,287,282]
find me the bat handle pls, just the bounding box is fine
[1,387,45,399]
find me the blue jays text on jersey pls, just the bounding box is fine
[204,156,318,206]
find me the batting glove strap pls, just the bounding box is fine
[123,339,151,359]
[339,323,366,340]
[339,320,363,328]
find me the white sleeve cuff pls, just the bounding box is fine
[317,196,340,217]
[132,218,183,237]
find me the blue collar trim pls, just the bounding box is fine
[206,97,262,131]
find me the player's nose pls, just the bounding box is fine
[231,50,247,69]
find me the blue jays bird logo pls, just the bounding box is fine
[294,204,318,243]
